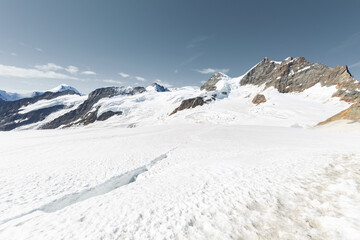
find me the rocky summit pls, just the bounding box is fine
[240,57,360,103]
[200,72,230,91]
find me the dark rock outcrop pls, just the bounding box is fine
[0,90,80,131]
[42,86,145,129]
[169,97,204,116]
[97,111,122,121]
[0,105,65,131]
[240,57,360,103]
[150,83,169,92]
[252,94,266,105]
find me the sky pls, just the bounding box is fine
[0,0,360,94]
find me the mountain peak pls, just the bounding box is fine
[284,56,293,62]
[200,72,230,91]
[262,57,271,63]
[48,84,80,94]
[146,83,170,92]
[240,56,360,102]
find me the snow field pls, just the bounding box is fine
[0,124,359,239]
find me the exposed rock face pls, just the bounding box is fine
[240,56,360,126]
[150,83,169,92]
[252,94,266,105]
[200,72,229,91]
[97,111,122,121]
[0,90,79,131]
[240,57,360,103]
[318,103,360,125]
[42,86,145,129]
[169,97,204,116]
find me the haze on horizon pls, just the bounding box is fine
[0,0,360,94]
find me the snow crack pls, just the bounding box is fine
[0,150,173,231]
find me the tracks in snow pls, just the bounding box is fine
[0,150,173,231]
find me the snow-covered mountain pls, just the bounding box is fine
[47,84,80,94]
[0,89,43,102]
[0,84,79,102]
[1,57,359,131]
[0,85,82,131]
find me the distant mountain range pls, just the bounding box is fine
[0,57,359,131]
[0,84,79,102]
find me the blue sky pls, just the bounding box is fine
[0,0,360,93]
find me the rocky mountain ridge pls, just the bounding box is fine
[172,56,360,124]
[0,57,359,131]
[42,86,145,129]
[0,89,80,131]
[240,57,359,102]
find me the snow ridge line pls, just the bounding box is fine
[0,149,175,231]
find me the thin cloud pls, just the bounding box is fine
[196,68,229,74]
[35,63,63,71]
[179,53,203,67]
[81,71,96,75]
[349,61,360,68]
[11,52,17,56]
[135,76,146,82]
[65,66,79,74]
[186,35,212,49]
[103,79,122,85]
[331,32,360,52]
[154,79,172,88]
[0,64,81,81]
[174,69,178,74]
[35,48,43,52]
[118,72,147,82]
[118,72,130,78]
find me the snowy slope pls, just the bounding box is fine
[16,94,87,130]
[84,81,350,129]
[19,94,86,114]
[0,124,359,239]
[2,79,351,130]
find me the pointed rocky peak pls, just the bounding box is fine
[334,65,353,78]
[146,83,170,92]
[262,57,271,63]
[345,65,353,77]
[200,72,230,91]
